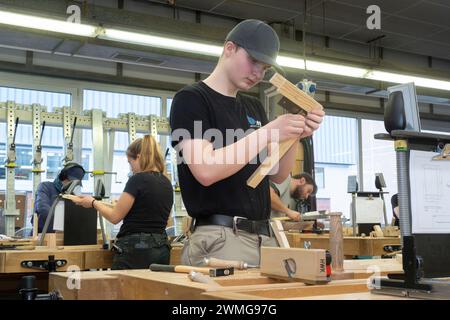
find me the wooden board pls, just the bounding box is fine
[286,232,401,257]
[260,247,328,284]
[62,195,115,208]
[269,220,290,248]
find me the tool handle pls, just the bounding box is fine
[175,265,210,274]
[150,264,176,272]
[150,264,210,274]
[205,257,246,270]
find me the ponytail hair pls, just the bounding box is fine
[126,135,166,174]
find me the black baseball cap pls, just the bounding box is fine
[225,19,285,75]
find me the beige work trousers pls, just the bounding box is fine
[181,225,278,266]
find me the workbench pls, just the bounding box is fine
[48,258,407,300]
[286,233,401,258]
[0,244,113,298]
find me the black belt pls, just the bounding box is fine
[193,214,271,237]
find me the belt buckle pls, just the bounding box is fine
[232,216,247,235]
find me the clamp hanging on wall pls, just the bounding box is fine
[31,103,46,198]
[3,101,20,236]
[91,109,108,249]
[63,106,77,165]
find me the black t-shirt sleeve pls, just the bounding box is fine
[170,88,212,149]
[123,174,140,198]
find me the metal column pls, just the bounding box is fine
[4,102,19,236]
[395,139,412,239]
[149,115,158,137]
[102,128,115,242]
[91,109,108,247]
[62,106,74,164]
[31,103,45,198]
[128,112,136,144]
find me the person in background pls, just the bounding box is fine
[391,193,400,227]
[34,162,85,233]
[270,172,317,221]
[70,135,173,270]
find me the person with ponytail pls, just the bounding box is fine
[70,135,174,269]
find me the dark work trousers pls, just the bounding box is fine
[112,232,171,270]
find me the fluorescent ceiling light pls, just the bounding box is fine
[0,10,98,37]
[276,56,305,69]
[277,55,450,91]
[1,9,450,91]
[102,29,223,56]
[277,56,367,78]
[366,70,450,91]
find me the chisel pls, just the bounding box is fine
[203,257,259,270]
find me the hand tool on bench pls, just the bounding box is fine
[150,263,234,277]
[203,257,258,270]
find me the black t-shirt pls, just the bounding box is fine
[170,81,270,220]
[118,172,173,237]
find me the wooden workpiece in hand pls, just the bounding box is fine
[247,73,323,188]
[61,194,115,208]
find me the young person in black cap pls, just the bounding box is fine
[170,19,325,266]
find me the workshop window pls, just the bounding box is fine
[315,167,325,189]
[83,89,160,117]
[0,87,70,193]
[313,115,358,219]
[46,151,65,180]
[81,90,162,195]
[361,119,397,223]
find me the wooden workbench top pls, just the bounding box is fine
[49,258,406,300]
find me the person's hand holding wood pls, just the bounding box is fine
[247,73,324,188]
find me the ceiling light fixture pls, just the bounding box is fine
[1,9,449,91]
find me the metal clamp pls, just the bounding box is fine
[232,216,247,235]
[21,255,67,272]
[383,245,401,253]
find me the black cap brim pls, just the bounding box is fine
[245,48,285,76]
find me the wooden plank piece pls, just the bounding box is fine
[247,73,323,188]
[270,220,290,248]
[260,247,328,284]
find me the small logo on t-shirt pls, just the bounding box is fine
[247,115,262,129]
